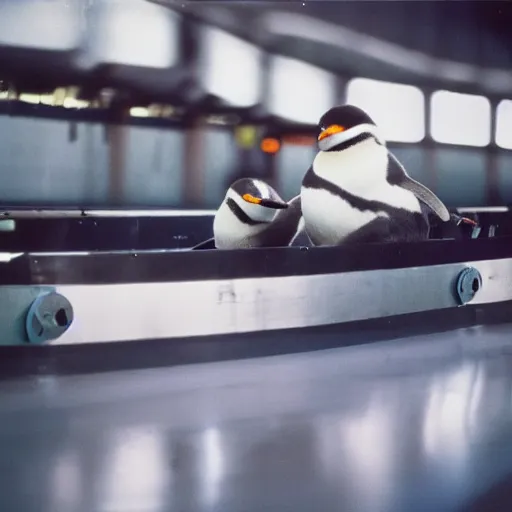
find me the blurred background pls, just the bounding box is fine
[0,0,511,209]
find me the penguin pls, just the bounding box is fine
[301,105,451,246]
[193,178,306,250]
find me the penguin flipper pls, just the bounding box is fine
[191,237,216,250]
[401,176,451,223]
[388,152,451,222]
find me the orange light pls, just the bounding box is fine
[260,137,280,154]
[242,194,262,204]
[318,124,345,141]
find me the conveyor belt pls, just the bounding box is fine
[1,324,512,511]
[0,207,510,253]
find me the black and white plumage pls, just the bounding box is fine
[301,105,450,246]
[209,178,305,250]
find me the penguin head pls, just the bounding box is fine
[317,105,384,152]
[227,178,288,224]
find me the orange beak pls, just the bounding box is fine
[242,194,262,205]
[318,124,345,141]
[242,194,288,209]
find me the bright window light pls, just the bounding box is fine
[431,90,491,147]
[346,78,425,143]
[92,0,178,68]
[496,100,512,150]
[269,56,336,124]
[200,27,262,107]
[0,2,79,50]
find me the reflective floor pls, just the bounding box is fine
[1,324,512,511]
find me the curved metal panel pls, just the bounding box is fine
[1,257,511,345]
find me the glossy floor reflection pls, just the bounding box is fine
[1,324,512,511]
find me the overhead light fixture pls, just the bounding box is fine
[130,107,149,117]
[19,93,40,104]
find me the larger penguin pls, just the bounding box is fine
[301,105,450,246]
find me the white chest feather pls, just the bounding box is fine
[213,202,267,249]
[302,140,421,245]
[301,186,383,245]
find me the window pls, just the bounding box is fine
[91,0,178,68]
[431,91,491,147]
[269,56,335,124]
[346,78,425,143]
[0,2,78,50]
[200,27,262,107]
[496,100,512,150]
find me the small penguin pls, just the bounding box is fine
[195,178,306,250]
[301,105,450,246]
